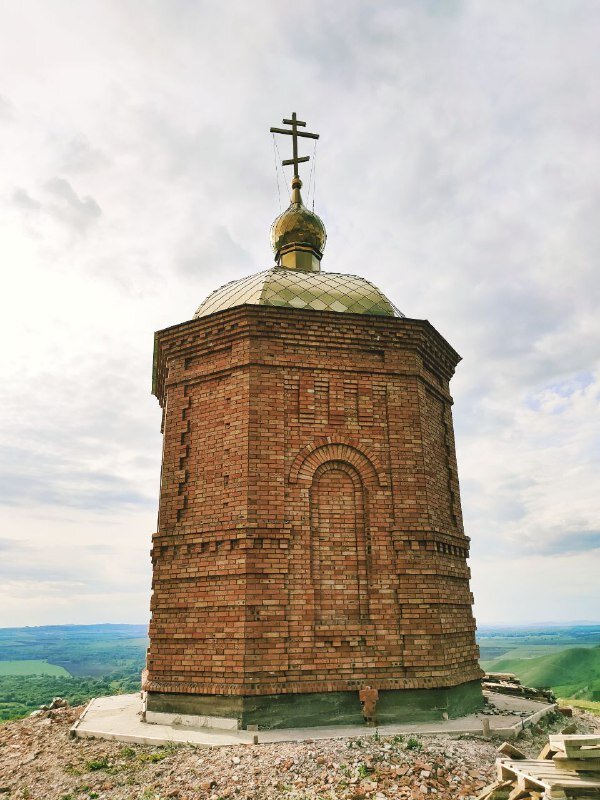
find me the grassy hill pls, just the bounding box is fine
[484,644,600,700]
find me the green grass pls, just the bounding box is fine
[0,660,70,677]
[484,644,600,701]
[406,737,423,751]
[85,757,111,772]
[560,698,600,716]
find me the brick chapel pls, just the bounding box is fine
[142,114,483,729]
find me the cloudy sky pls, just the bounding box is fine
[1,0,599,628]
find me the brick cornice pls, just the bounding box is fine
[152,304,461,406]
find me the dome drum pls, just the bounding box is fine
[279,242,321,272]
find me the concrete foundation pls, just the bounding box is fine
[145,680,483,730]
[71,691,557,747]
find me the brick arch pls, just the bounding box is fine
[289,438,387,488]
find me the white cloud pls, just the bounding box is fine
[0,506,152,626]
[0,0,599,625]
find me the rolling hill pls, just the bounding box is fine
[484,644,600,700]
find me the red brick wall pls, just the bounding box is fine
[144,305,482,697]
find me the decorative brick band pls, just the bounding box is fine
[143,661,484,696]
[288,438,387,488]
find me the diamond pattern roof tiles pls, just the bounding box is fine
[193,268,403,319]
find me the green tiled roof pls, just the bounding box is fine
[194,269,403,319]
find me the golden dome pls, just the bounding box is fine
[270,177,326,272]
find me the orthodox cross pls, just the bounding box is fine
[270,112,319,180]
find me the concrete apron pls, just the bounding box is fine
[70,692,557,748]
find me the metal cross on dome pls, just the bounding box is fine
[270,112,319,181]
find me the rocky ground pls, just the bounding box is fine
[0,705,598,800]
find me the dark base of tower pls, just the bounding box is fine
[144,680,483,730]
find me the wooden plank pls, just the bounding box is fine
[476,779,514,799]
[524,771,600,786]
[500,762,516,781]
[545,777,600,786]
[510,767,547,793]
[498,742,529,760]
[549,735,600,748]
[498,758,600,791]
[507,787,531,800]
[538,743,558,760]
[550,736,600,744]
[553,754,600,773]
[549,735,600,759]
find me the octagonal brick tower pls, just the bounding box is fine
[143,116,483,729]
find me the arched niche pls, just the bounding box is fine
[309,460,370,627]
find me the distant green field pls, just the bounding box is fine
[0,660,69,677]
[477,624,600,647]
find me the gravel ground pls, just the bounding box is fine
[1,704,598,800]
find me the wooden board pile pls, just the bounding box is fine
[483,673,556,703]
[477,734,600,799]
